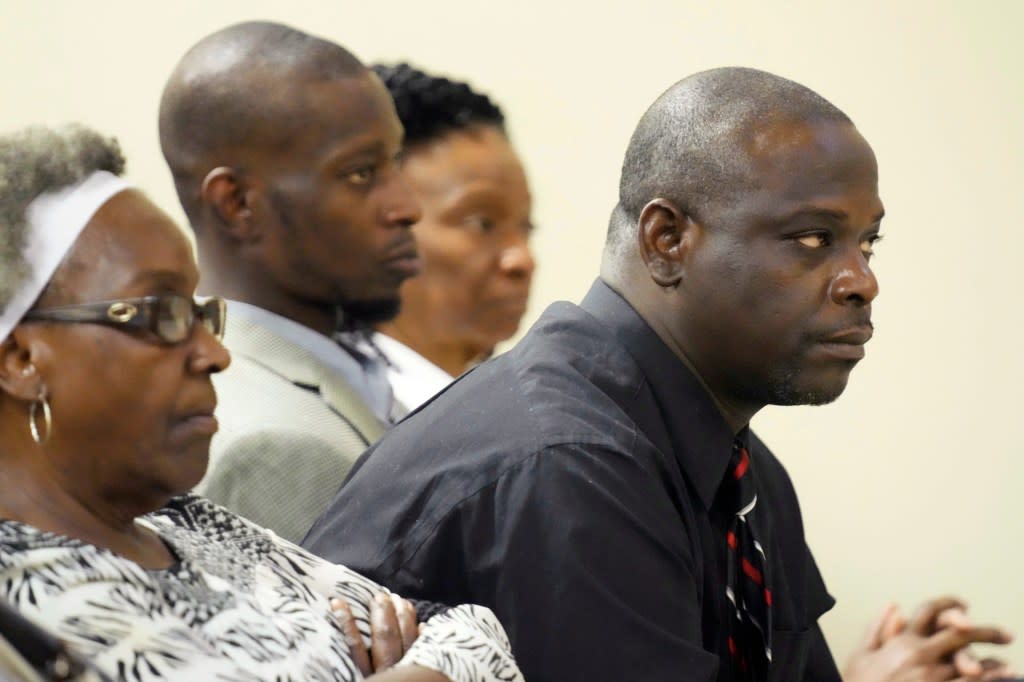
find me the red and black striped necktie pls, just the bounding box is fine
[724,442,772,681]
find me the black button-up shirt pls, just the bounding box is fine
[304,279,841,682]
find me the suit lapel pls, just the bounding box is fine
[317,372,385,443]
[223,315,385,445]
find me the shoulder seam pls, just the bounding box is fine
[378,439,633,582]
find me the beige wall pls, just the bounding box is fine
[3,0,1021,668]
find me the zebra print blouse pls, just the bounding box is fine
[0,494,523,682]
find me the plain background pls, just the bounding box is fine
[3,0,1021,669]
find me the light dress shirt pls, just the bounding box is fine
[228,301,393,422]
[370,332,455,412]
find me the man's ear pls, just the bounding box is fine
[636,198,700,287]
[0,332,46,402]
[200,166,259,243]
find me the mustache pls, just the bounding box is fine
[820,317,873,337]
[383,233,417,254]
[804,316,874,346]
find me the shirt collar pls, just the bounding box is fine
[580,279,737,510]
[226,301,345,367]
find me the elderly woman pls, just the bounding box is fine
[365,64,535,411]
[0,125,522,682]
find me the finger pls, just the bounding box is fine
[331,597,371,677]
[921,625,1013,662]
[921,663,957,682]
[977,657,1016,682]
[880,605,907,644]
[937,607,972,631]
[861,603,899,650]
[394,597,419,650]
[909,596,968,636]
[952,648,982,678]
[370,592,405,671]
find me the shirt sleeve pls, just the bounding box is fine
[199,429,354,544]
[256,521,524,682]
[3,547,283,680]
[803,624,843,681]
[395,443,721,682]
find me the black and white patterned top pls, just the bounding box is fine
[0,495,523,682]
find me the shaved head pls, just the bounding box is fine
[607,67,851,257]
[159,21,366,223]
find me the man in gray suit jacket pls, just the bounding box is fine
[158,21,422,542]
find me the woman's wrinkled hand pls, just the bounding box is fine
[331,591,420,676]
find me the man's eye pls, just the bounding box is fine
[861,234,884,258]
[344,167,375,185]
[464,216,496,233]
[795,233,829,248]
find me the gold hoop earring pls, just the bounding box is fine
[29,392,52,446]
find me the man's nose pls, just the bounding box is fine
[828,249,879,306]
[381,172,422,228]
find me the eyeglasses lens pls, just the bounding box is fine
[157,296,192,343]
[200,299,225,340]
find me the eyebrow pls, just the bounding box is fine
[441,184,511,207]
[126,269,193,290]
[321,139,388,163]
[784,207,886,224]
[318,125,405,166]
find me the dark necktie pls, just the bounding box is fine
[723,442,772,681]
[334,329,406,424]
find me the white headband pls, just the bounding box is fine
[0,170,131,341]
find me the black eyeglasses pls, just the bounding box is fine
[23,294,226,345]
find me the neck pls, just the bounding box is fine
[604,269,761,435]
[377,320,485,377]
[700,384,759,436]
[645,312,759,433]
[0,457,138,537]
[0,430,173,569]
[197,246,336,336]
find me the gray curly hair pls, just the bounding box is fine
[0,124,125,311]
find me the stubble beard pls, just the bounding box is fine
[761,361,852,407]
[270,189,403,328]
[339,297,402,327]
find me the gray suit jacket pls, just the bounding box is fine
[197,315,385,543]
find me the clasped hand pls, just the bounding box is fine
[845,596,1015,682]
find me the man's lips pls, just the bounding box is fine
[814,325,873,361]
[383,241,422,277]
[822,325,873,345]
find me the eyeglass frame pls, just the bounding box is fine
[21,294,226,345]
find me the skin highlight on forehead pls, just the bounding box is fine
[747,117,823,160]
[743,121,881,214]
[308,79,404,173]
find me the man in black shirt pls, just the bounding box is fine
[304,67,1011,681]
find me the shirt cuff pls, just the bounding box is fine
[397,604,523,682]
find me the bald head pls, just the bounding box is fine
[159,21,366,222]
[607,67,851,256]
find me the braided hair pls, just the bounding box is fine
[372,63,505,146]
